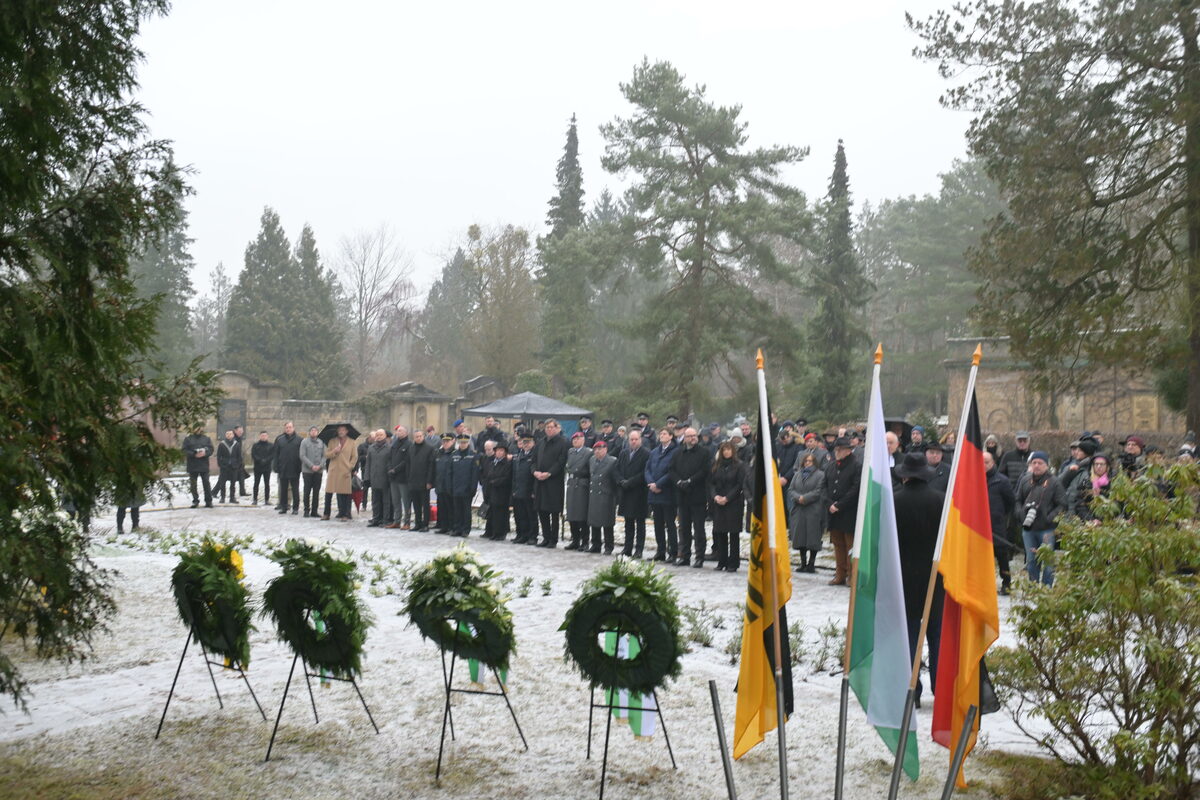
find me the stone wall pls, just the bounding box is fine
[944,338,1186,444]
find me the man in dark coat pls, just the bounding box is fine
[670,427,712,567]
[386,425,412,529]
[407,429,437,531]
[577,416,598,447]
[449,434,479,537]
[597,419,622,457]
[564,431,592,550]
[906,425,928,453]
[366,430,392,527]
[824,437,861,585]
[511,433,538,544]
[215,429,242,503]
[616,430,650,557]
[273,421,302,515]
[182,427,214,508]
[998,431,1032,485]
[982,451,1017,595]
[250,431,274,506]
[586,439,619,553]
[533,419,568,547]
[483,442,513,540]
[433,433,456,533]
[893,452,945,707]
[635,413,655,447]
[474,416,508,452]
[926,443,951,493]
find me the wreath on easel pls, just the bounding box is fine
[403,545,516,671]
[561,559,685,695]
[171,538,253,667]
[261,538,372,678]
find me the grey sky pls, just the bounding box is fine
[136,0,968,294]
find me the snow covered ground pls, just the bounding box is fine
[1,490,1041,799]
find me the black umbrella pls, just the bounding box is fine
[318,422,361,443]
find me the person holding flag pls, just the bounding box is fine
[733,351,794,795]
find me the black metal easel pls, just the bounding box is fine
[435,618,528,782]
[264,612,379,762]
[155,628,267,739]
[584,629,677,800]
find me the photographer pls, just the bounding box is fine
[1015,451,1066,586]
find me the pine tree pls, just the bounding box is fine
[537,113,592,393]
[129,180,196,374]
[806,140,871,418]
[224,210,344,397]
[191,261,231,366]
[410,247,482,392]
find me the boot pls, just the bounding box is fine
[829,531,848,585]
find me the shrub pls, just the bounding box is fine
[990,464,1200,800]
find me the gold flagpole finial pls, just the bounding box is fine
[756,348,764,370]
[972,343,982,367]
[874,343,883,365]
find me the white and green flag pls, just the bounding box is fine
[848,363,919,780]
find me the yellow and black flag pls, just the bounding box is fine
[733,392,794,759]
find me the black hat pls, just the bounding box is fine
[666,415,678,423]
[493,442,508,452]
[455,433,470,442]
[1078,439,1098,456]
[833,436,854,449]
[896,452,936,481]
[519,432,534,441]
[440,433,454,441]
[637,412,649,420]
[601,419,614,426]
[580,415,592,422]
[795,418,808,427]
[926,442,944,453]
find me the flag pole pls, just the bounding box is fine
[887,343,982,800]
[755,349,789,800]
[834,344,882,800]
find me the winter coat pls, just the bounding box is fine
[449,447,479,498]
[1068,472,1110,522]
[512,448,536,500]
[598,431,622,459]
[534,433,569,513]
[577,427,598,447]
[273,432,302,479]
[894,479,945,621]
[587,455,619,528]
[407,440,437,489]
[985,469,1016,548]
[787,465,827,551]
[998,448,1031,486]
[645,443,677,507]
[474,427,508,452]
[824,454,861,533]
[670,443,711,508]
[615,444,650,519]
[565,446,592,522]
[434,445,455,499]
[1015,471,1067,531]
[929,461,951,493]
[485,457,513,507]
[182,433,214,474]
[387,435,412,484]
[251,440,275,471]
[323,437,359,495]
[708,457,747,534]
[775,440,800,483]
[366,441,391,489]
[300,436,326,475]
[216,438,242,474]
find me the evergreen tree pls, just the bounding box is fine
[0,0,219,708]
[600,59,811,414]
[537,113,592,393]
[129,182,196,375]
[224,210,343,397]
[806,140,871,418]
[191,261,231,366]
[467,224,539,385]
[410,247,482,392]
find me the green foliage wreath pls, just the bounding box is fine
[171,539,253,667]
[403,545,515,671]
[261,539,372,678]
[561,559,685,695]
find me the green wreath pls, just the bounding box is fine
[403,545,515,671]
[261,539,372,678]
[561,559,685,695]
[171,539,253,667]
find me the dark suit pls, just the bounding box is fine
[670,443,711,563]
[534,433,568,545]
[894,478,945,703]
[484,456,513,540]
[616,445,650,556]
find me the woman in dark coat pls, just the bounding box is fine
[644,429,678,561]
[787,451,827,573]
[709,441,747,572]
[483,443,514,540]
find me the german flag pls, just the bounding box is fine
[932,390,999,787]
[732,406,793,759]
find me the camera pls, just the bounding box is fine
[1022,503,1039,529]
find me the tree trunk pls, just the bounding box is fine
[1184,11,1200,433]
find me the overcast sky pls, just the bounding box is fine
[135,0,970,295]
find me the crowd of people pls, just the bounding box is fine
[169,414,1197,588]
